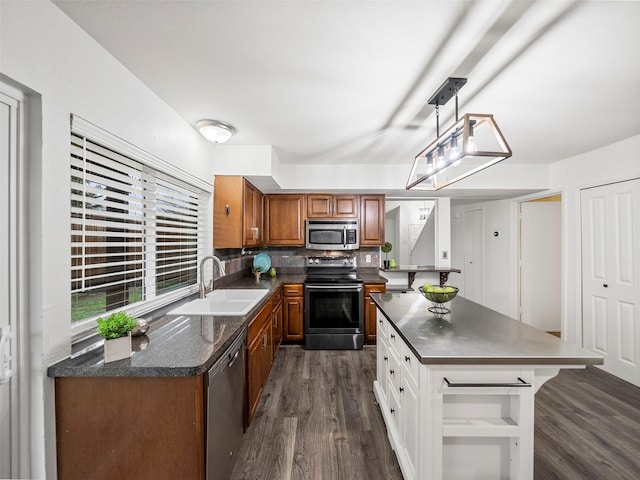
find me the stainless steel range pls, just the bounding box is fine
[303,255,364,350]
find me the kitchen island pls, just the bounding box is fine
[371,293,602,480]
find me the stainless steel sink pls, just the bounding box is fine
[167,289,270,316]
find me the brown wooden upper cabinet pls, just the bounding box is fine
[214,176,263,248]
[359,194,385,246]
[307,194,359,218]
[264,194,306,245]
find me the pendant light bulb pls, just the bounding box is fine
[449,135,460,166]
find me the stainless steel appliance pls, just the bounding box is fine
[305,219,359,250]
[206,328,246,480]
[303,256,364,349]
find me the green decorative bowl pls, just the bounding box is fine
[419,285,459,304]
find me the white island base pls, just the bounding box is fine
[372,295,602,480]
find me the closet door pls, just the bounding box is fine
[581,179,640,387]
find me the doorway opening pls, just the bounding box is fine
[518,194,562,336]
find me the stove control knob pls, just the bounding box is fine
[315,258,320,264]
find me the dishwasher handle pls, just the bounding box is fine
[227,349,240,368]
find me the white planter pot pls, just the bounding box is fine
[103,334,132,363]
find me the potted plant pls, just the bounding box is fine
[97,312,136,363]
[251,266,263,282]
[381,241,393,269]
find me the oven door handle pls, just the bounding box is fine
[305,284,363,292]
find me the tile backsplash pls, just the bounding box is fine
[214,246,380,276]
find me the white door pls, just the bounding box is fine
[0,91,18,477]
[463,209,484,303]
[581,179,640,387]
[519,200,562,332]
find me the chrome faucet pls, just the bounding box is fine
[199,255,226,298]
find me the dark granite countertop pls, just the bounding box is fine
[48,268,387,379]
[48,274,304,378]
[371,292,604,366]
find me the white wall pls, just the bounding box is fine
[549,134,640,345]
[1,2,218,477]
[451,199,515,317]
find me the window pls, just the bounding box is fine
[70,116,210,330]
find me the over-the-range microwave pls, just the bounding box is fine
[305,219,359,250]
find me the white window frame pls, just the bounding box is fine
[70,115,212,341]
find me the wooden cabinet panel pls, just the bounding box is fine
[246,299,274,426]
[272,289,284,358]
[334,195,359,217]
[283,283,304,341]
[214,176,263,248]
[264,194,306,245]
[214,175,244,248]
[307,194,333,218]
[55,376,205,480]
[360,194,385,246]
[307,194,358,218]
[365,283,386,344]
[243,181,263,246]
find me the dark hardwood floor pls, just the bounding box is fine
[232,346,640,480]
[534,366,640,480]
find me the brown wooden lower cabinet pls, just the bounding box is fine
[55,375,205,480]
[365,283,386,344]
[246,297,273,426]
[283,283,304,341]
[272,286,284,357]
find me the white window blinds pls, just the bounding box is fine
[70,116,210,327]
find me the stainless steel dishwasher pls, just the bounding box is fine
[206,327,246,480]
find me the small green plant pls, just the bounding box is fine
[381,242,393,260]
[96,312,136,340]
[251,266,263,274]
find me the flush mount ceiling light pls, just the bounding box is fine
[196,119,236,144]
[407,77,512,191]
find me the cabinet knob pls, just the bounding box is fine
[399,387,404,393]
[379,319,383,324]
[383,356,388,362]
[603,284,608,288]
[404,356,410,362]
[389,369,395,375]
[390,408,395,414]
[390,334,396,340]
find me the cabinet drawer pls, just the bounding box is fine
[388,349,403,394]
[387,326,401,356]
[400,341,420,386]
[376,313,389,338]
[283,284,303,297]
[248,301,272,343]
[365,283,386,297]
[271,285,283,304]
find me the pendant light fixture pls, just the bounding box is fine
[196,119,236,144]
[407,77,512,190]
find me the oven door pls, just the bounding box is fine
[304,283,364,334]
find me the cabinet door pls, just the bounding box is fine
[307,194,333,218]
[214,176,244,248]
[400,377,419,480]
[360,194,385,245]
[333,195,359,218]
[284,292,304,341]
[265,195,306,245]
[246,333,264,426]
[272,298,283,357]
[364,284,386,343]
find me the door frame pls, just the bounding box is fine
[1,79,30,478]
[514,190,564,332]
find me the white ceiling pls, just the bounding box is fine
[53,0,640,199]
